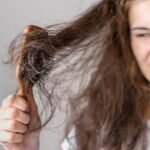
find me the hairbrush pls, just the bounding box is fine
[16,24,54,96]
[16,25,54,131]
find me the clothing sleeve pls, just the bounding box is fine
[60,127,77,150]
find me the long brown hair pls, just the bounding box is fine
[3,0,150,149]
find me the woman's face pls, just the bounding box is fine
[129,0,150,82]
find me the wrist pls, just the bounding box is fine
[24,130,41,150]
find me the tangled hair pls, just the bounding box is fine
[3,0,150,149]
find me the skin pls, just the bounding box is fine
[129,0,150,82]
[0,94,41,150]
[128,0,150,120]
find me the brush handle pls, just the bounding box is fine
[16,25,47,132]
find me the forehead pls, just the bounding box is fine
[129,0,150,28]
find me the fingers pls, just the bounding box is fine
[0,94,41,146]
[1,94,30,113]
[0,94,30,144]
[0,107,30,125]
[0,130,23,143]
[0,119,28,133]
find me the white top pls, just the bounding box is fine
[61,127,77,150]
[61,120,150,150]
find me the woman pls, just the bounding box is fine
[0,0,150,149]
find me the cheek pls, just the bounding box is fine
[131,37,150,65]
[131,36,150,82]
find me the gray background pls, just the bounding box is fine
[0,0,98,149]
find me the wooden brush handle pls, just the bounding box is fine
[15,25,48,132]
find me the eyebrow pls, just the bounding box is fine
[131,27,150,31]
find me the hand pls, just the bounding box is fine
[0,94,42,150]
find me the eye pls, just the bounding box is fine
[136,33,150,38]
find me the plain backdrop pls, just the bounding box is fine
[0,0,99,149]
